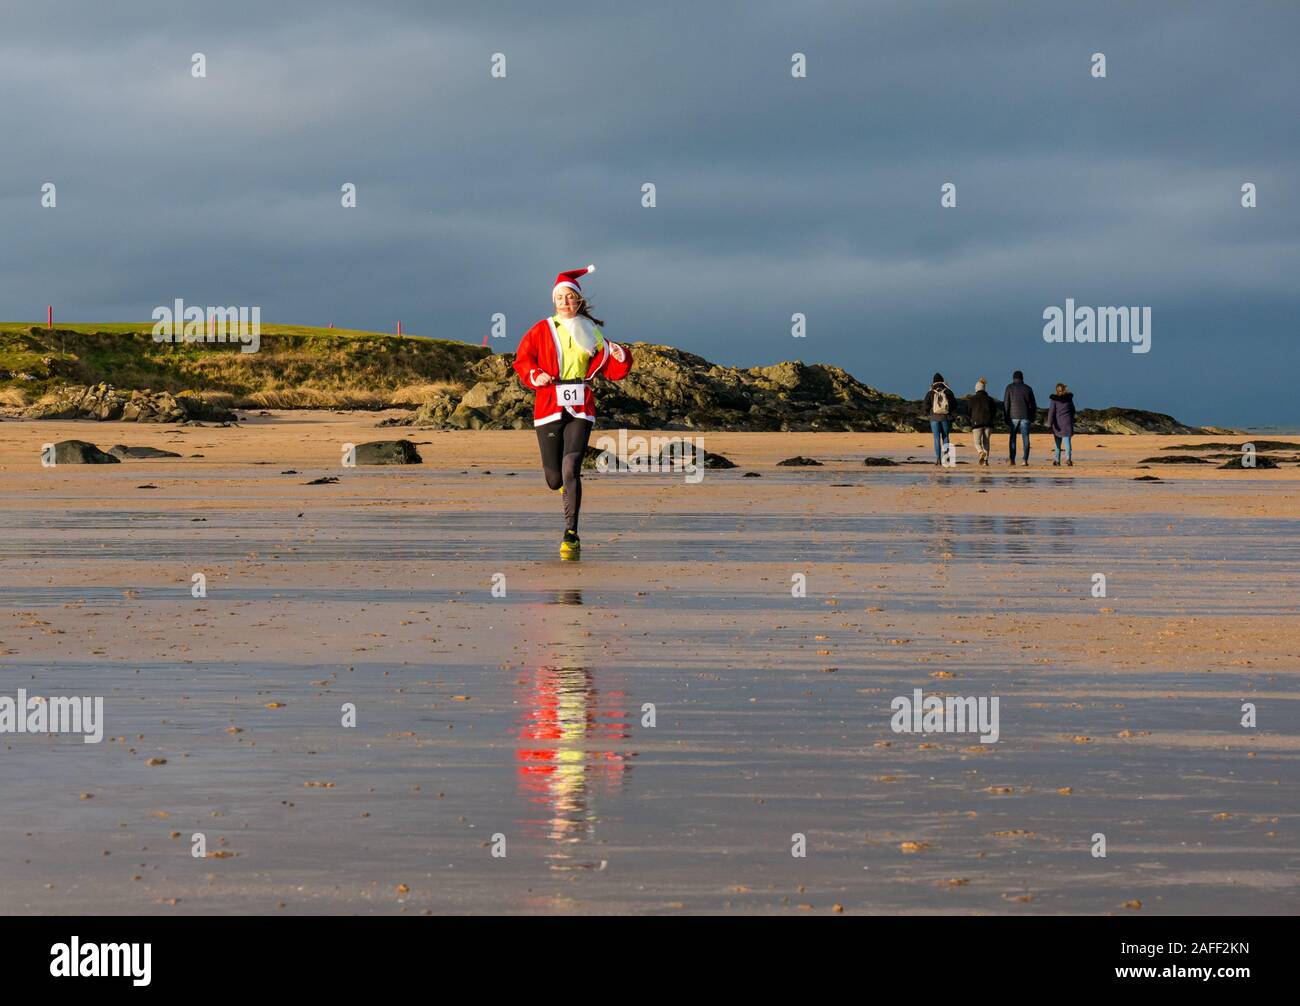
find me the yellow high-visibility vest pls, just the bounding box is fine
[554,315,604,380]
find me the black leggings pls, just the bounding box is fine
[536,411,592,532]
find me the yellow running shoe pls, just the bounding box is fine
[560,529,580,559]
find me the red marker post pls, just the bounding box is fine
[397,321,402,337]
[47,306,53,330]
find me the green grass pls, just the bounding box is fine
[0,323,490,408]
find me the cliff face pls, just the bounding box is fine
[388,343,1208,434]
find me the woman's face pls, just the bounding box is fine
[553,287,582,319]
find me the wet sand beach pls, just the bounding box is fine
[1,414,1298,914]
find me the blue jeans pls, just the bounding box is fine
[1008,419,1031,460]
[1054,435,1072,461]
[930,419,951,460]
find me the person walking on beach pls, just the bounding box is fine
[967,377,998,466]
[1003,370,1038,466]
[513,265,633,558]
[923,372,955,465]
[1047,382,1076,466]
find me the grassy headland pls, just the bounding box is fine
[0,323,488,409]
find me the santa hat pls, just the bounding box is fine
[553,264,595,296]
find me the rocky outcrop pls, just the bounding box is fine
[1070,407,1202,435]
[25,384,236,423]
[380,344,1207,434]
[381,355,533,430]
[386,346,917,432]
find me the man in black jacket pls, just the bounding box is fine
[1003,370,1037,466]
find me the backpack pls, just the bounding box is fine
[931,385,950,415]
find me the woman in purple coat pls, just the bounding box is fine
[1047,383,1076,466]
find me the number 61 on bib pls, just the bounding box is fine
[557,383,587,407]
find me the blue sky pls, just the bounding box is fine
[1,1,1295,425]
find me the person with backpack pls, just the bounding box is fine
[923,373,955,465]
[1047,382,1076,466]
[967,377,998,466]
[1003,370,1038,466]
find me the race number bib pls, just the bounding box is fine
[556,382,587,407]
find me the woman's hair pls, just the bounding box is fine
[1056,382,1067,394]
[572,296,605,327]
[579,298,603,327]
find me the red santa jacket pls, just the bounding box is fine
[512,316,633,426]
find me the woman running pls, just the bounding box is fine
[512,265,633,558]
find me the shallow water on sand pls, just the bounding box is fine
[1,472,1297,914]
[0,580,1295,618]
[4,507,1299,567]
[5,652,1295,914]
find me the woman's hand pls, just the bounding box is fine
[534,372,553,387]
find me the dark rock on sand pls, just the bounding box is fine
[580,443,736,471]
[863,457,900,466]
[108,445,183,459]
[1206,452,1297,461]
[1162,440,1298,452]
[777,456,823,467]
[1133,475,1163,481]
[1138,455,1213,465]
[697,449,737,469]
[53,440,120,464]
[353,440,422,465]
[1218,455,1280,469]
[305,476,340,484]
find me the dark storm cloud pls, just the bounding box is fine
[1,0,1295,423]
